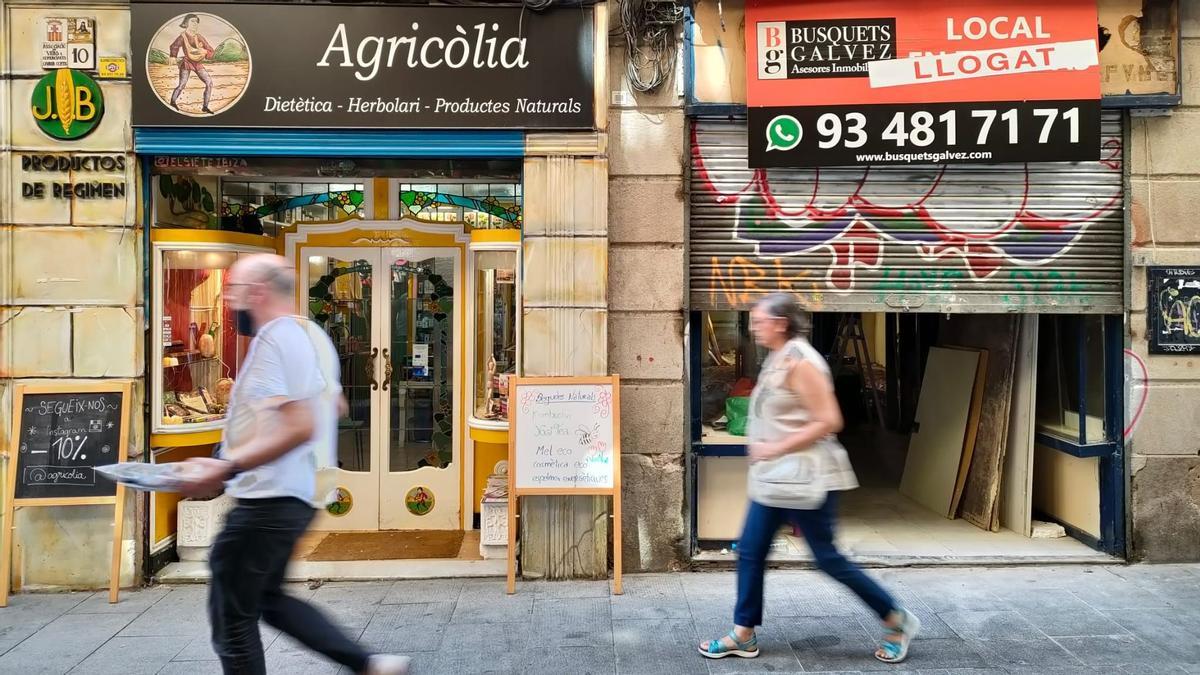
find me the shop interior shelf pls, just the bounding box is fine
[700,426,747,447]
[165,352,220,368]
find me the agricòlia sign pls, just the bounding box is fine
[131,2,595,129]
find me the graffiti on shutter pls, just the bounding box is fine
[689,113,1125,313]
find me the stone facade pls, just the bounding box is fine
[0,1,142,588]
[1127,1,1200,561]
[606,16,688,572]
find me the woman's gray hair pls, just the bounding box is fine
[755,292,812,339]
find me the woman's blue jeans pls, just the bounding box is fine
[735,493,898,627]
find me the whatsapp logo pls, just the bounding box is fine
[765,114,802,152]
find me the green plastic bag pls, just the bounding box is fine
[726,396,750,437]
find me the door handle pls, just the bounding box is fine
[382,348,393,391]
[367,347,379,391]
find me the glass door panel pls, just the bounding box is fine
[304,249,382,531]
[380,248,460,530]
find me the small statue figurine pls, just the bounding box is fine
[484,354,498,419]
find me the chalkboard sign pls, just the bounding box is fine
[3,381,131,607]
[512,380,617,490]
[1148,267,1200,354]
[13,392,125,499]
[507,375,623,595]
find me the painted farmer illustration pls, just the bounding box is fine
[169,13,215,113]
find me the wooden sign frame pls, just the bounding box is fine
[506,375,622,595]
[1,381,132,607]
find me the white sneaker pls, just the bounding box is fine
[366,654,411,675]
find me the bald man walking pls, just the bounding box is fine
[180,255,409,675]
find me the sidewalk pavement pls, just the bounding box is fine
[2,564,1200,674]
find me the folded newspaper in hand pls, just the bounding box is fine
[97,462,196,492]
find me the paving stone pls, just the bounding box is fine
[936,610,1044,641]
[171,621,282,662]
[0,612,135,674]
[777,573,877,619]
[611,575,691,621]
[157,661,226,674]
[1099,608,1200,664]
[781,614,876,671]
[8,568,1200,674]
[1055,634,1170,666]
[532,597,613,649]
[526,579,614,599]
[382,578,464,605]
[307,582,390,631]
[613,618,699,675]
[451,591,533,624]
[963,637,1085,670]
[70,587,171,615]
[119,586,210,638]
[357,602,451,653]
[0,592,89,655]
[523,646,617,675]
[433,622,529,674]
[67,635,183,675]
[264,648,343,674]
[1017,607,1131,638]
[992,588,1095,613]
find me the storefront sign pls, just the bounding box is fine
[42,17,97,70]
[30,69,105,140]
[1099,0,1179,103]
[1147,267,1200,354]
[746,1,1101,167]
[98,57,127,79]
[19,153,127,201]
[131,3,595,129]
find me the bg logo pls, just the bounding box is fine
[757,21,788,80]
[30,68,104,140]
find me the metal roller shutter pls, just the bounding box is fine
[688,112,1125,313]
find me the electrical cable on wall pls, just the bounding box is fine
[614,0,684,93]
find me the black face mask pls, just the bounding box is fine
[234,309,256,337]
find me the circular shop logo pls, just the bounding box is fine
[145,12,251,117]
[31,69,104,140]
[326,486,353,517]
[405,486,435,516]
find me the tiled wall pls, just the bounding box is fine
[1,2,142,588]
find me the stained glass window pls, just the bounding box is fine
[397,182,522,230]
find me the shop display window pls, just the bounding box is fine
[698,311,768,443]
[1036,315,1107,443]
[399,182,522,229]
[153,175,364,236]
[154,247,252,433]
[473,249,519,422]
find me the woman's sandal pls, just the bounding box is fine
[875,609,921,664]
[698,630,760,659]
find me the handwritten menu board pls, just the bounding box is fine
[512,381,617,491]
[13,392,124,500]
[1148,266,1200,355]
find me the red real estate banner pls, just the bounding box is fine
[746,0,1101,167]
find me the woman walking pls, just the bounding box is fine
[699,293,920,664]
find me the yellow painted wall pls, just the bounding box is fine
[473,440,508,513]
[152,445,215,547]
[1033,444,1101,538]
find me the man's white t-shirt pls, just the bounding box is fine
[220,316,340,506]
